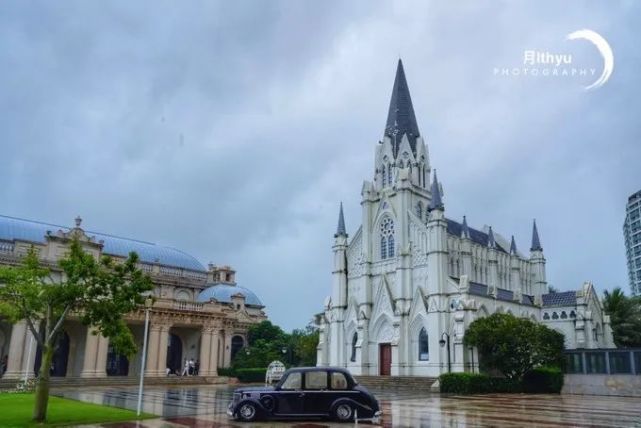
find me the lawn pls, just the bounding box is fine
[0,393,154,427]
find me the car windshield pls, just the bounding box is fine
[280,372,302,390]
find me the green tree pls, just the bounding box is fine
[232,321,289,369]
[464,313,564,379]
[290,323,319,367]
[0,240,153,422]
[603,287,641,347]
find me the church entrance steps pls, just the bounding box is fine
[0,375,229,390]
[354,375,438,391]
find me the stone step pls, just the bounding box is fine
[354,375,437,390]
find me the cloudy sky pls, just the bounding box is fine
[1,1,639,331]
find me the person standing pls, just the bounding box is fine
[181,359,190,376]
[194,360,200,376]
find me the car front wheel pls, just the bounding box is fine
[333,403,354,422]
[238,402,258,422]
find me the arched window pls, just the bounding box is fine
[561,311,567,319]
[552,312,559,320]
[350,333,357,362]
[380,217,395,259]
[418,328,429,361]
[543,312,550,320]
[416,201,423,219]
[381,165,386,186]
[387,164,392,185]
[570,310,576,319]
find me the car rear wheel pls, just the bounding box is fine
[238,402,258,422]
[333,403,354,422]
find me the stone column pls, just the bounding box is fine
[95,335,109,378]
[155,324,169,375]
[4,321,27,379]
[199,327,212,376]
[146,324,162,377]
[209,330,220,376]
[80,329,100,378]
[222,330,232,368]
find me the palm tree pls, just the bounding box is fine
[602,288,641,347]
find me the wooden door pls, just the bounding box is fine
[379,343,391,376]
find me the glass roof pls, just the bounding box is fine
[0,215,206,272]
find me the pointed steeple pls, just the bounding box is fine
[510,235,518,256]
[428,170,443,211]
[487,226,496,249]
[531,219,542,251]
[384,59,420,157]
[335,202,347,237]
[461,215,470,239]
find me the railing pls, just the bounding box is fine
[173,300,204,312]
[0,241,14,253]
[565,349,641,375]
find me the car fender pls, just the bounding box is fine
[330,397,374,416]
[233,398,267,417]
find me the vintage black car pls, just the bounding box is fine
[227,367,381,422]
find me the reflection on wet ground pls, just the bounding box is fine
[54,384,641,427]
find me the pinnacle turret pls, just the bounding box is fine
[487,226,496,249]
[461,215,470,239]
[531,219,542,251]
[510,235,518,256]
[428,170,443,211]
[335,202,347,238]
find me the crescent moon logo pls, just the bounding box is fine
[566,29,614,90]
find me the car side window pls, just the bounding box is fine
[280,372,302,390]
[305,371,328,390]
[331,372,348,390]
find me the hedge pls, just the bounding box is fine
[439,368,562,394]
[217,367,235,377]
[522,367,563,393]
[235,368,267,383]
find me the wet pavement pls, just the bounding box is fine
[53,384,641,427]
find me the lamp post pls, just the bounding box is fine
[439,332,451,373]
[281,346,291,366]
[136,297,153,417]
[469,346,475,374]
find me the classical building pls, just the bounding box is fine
[0,214,266,379]
[316,60,614,377]
[624,189,641,296]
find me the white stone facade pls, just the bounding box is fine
[316,61,614,377]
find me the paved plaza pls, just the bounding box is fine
[53,384,641,427]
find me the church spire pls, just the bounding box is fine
[335,202,347,237]
[428,170,443,211]
[384,59,420,157]
[531,219,542,251]
[461,215,470,239]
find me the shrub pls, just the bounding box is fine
[217,367,236,377]
[522,367,563,393]
[440,373,523,394]
[235,368,267,383]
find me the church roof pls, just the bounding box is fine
[0,214,206,272]
[445,218,508,253]
[196,283,263,307]
[542,291,577,307]
[335,202,347,237]
[531,219,543,251]
[384,59,420,157]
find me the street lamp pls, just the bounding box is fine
[439,332,451,373]
[469,346,475,374]
[281,347,291,365]
[136,297,153,417]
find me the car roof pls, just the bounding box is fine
[284,366,352,375]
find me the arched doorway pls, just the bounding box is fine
[231,336,244,360]
[166,334,182,375]
[106,344,129,376]
[34,331,70,377]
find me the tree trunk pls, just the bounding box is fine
[32,344,54,422]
